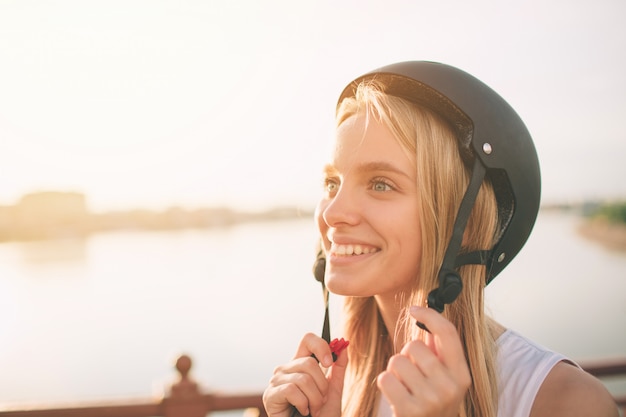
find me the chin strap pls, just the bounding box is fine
[426,158,489,313]
[290,253,330,417]
[313,250,331,344]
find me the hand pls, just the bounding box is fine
[263,333,349,417]
[377,306,471,417]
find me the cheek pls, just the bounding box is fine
[392,217,423,280]
[396,252,422,286]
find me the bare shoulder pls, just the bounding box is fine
[530,361,619,417]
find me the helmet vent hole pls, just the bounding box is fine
[497,252,506,263]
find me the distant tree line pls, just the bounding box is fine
[588,201,626,224]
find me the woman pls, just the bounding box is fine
[263,61,617,417]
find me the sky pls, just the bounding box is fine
[0,0,625,213]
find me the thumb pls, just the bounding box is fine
[326,348,349,406]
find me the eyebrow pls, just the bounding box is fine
[323,161,413,180]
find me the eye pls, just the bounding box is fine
[370,177,394,192]
[324,178,340,195]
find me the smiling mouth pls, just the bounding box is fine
[330,243,380,256]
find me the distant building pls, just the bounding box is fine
[0,205,13,240]
[9,191,91,240]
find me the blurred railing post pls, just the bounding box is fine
[0,354,267,417]
[161,355,208,417]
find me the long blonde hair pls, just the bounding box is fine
[337,81,500,417]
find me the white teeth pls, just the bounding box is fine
[331,243,376,256]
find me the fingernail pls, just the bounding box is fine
[326,354,335,366]
[410,305,421,314]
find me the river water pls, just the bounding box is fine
[0,211,624,408]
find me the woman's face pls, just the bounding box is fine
[315,112,422,299]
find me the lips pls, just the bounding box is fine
[330,242,380,256]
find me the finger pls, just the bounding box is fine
[263,382,310,417]
[294,332,334,368]
[384,352,427,395]
[273,356,329,398]
[379,346,470,417]
[378,361,462,417]
[409,306,466,369]
[302,347,347,417]
[400,339,444,379]
[268,363,327,415]
[326,345,349,395]
[377,368,413,409]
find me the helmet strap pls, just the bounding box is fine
[313,251,332,344]
[427,157,488,313]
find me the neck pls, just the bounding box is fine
[374,292,405,348]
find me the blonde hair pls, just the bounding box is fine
[337,81,500,417]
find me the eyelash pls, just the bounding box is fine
[322,176,395,194]
[369,177,395,192]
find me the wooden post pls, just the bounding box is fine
[161,355,209,417]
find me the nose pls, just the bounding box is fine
[318,184,361,228]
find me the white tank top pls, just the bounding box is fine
[376,329,573,417]
[496,329,575,417]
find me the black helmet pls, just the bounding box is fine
[335,61,541,311]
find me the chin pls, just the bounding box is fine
[326,274,373,297]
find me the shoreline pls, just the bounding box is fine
[577,218,626,252]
